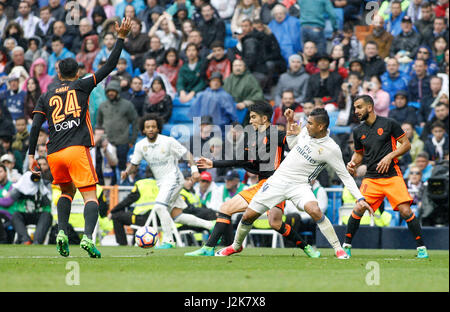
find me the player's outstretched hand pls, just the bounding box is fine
[196,157,213,169]
[347,161,356,176]
[115,17,132,39]
[358,200,374,216]
[28,155,41,176]
[376,154,393,174]
[192,172,200,182]
[284,108,295,123]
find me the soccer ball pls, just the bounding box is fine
[135,226,158,248]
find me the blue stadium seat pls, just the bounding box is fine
[169,106,192,123]
[225,37,238,49]
[236,108,248,124]
[163,122,193,143]
[225,22,232,36]
[172,96,191,107]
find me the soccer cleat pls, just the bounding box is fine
[416,246,429,259]
[184,245,215,256]
[56,230,69,257]
[80,235,101,258]
[215,245,243,256]
[155,242,175,249]
[303,245,321,258]
[342,243,352,257]
[335,248,350,259]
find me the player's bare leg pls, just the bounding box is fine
[55,182,76,257]
[304,201,348,259]
[185,195,248,256]
[268,207,321,258]
[79,186,101,258]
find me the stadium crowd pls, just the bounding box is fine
[0,0,449,245]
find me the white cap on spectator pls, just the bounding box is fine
[0,154,14,163]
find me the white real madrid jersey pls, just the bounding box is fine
[270,127,363,200]
[130,134,187,183]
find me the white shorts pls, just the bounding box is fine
[248,180,318,215]
[155,181,187,211]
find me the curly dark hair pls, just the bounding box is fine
[139,113,164,134]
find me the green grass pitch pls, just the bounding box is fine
[0,245,448,292]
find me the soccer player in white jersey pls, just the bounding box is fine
[121,114,215,248]
[216,108,373,258]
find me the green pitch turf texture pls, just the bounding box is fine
[0,245,448,292]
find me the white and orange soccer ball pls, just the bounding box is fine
[135,226,158,248]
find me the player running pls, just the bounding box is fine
[121,113,215,249]
[344,95,429,258]
[185,101,321,258]
[27,18,133,258]
[216,108,373,259]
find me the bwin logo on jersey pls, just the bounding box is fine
[55,119,80,132]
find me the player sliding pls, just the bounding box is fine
[344,95,429,258]
[28,18,133,258]
[121,113,215,249]
[216,108,373,259]
[185,101,321,258]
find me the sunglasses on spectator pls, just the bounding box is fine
[418,51,429,54]
[410,171,421,175]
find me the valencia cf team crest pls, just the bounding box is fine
[377,128,384,136]
[361,134,366,140]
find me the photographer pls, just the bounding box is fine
[336,71,363,126]
[90,127,118,186]
[10,157,52,244]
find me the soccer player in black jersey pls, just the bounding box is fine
[185,101,321,257]
[27,18,132,258]
[344,95,429,258]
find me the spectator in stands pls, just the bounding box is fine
[22,57,51,93]
[419,75,445,127]
[423,16,449,50]
[197,2,226,50]
[274,54,309,107]
[204,41,231,81]
[223,121,245,161]
[71,18,98,57]
[190,72,237,132]
[268,4,302,63]
[140,35,166,71]
[0,73,26,122]
[10,157,52,244]
[406,165,424,206]
[361,41,386,79]
[1,153,21,183]
[121,76,147,116]
[167,0,195,19]
[433,36,448,68]
[211,0,236,20]
[361,75,390,118]
[434,0,449,17]
[302,40,319,75]
[124,17,150,70]
[411,45,440,77]
[48,0,65,21]
[24,36,49,64]
[179,19,195,52]
[47,36,75,77]
[51,20,77,53]
[385,0,406,37]
[179,29,210,63]
[230,0,261,35]
[424,120,449,162]
[173,3,190,31]
[90,127,118,186]
[96,80,138,172]
[115,0,145,19]
[0,135,23,174]
[381,57,410,103]
[93,32,133,75]
[75,35,100,74]
[92,0,115,20]
[223,58,264,119]
[176,43,207,103]
[329,44,348,79]
[11,116,28,158]
[139,57,175,99]
[336,71,363,126]
[3,22,28,51]
[407,0,425,24]
[404,151,434,182]
[157,48,183,92]
[305,54,343,108]
[414,2,434,36]
[143,76,173,123]
[298,0,337,55]
[149,11,182,51]
[388,90,418,126]
[210,169,247,209]
[3,46,31,75]
[23,77,41,123]
[331,22,364,62]
[390,15,423,59]
[260,0,277,24]
[92,5,108,35]
[138,0,163,31]
[0,163,14,244]
[15,1,40,40]
[272,89,303,127]
[0,103,14,139]
[194,170,219,209]
[401,121,425,164]
[408,58,432,103]
[0,3,8,39]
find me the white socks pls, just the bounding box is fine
[232,220,253,251]
[153,204,174,244]
[174,213,213,230]
[316,215,342,251]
